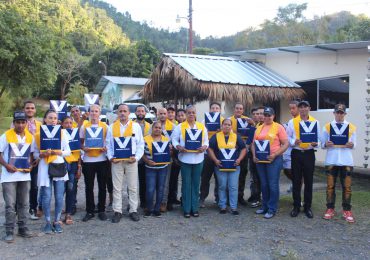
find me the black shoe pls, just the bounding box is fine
[167,203,174,211]
[18,227,33,238]
[231,210,239,215]
[238,198,248,206]
[129,212,140,222]
[191,211,199,217]
[82,213,95,222]
[112,212,122,223]
[144,211,151,218]
[219,209,227,214]
[153,211,161,218]
[290,207,300,217]
[98,212,107,221]
[173,199,181,205]
[3,231,14,243]
[184,213,190,218]
[304,208,314,219]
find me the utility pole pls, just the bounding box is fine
[188,0,193,54]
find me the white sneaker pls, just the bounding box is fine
[29,209,39,220]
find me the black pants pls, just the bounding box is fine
[82,160,108,213]
[138,162,146,207]
[29,165,38,211]
[200,154,218,201]
[248,151,261,202]
[238,156,249,199]
[106,162,113,194]
[168,160,181,204]
[291,149,315,209]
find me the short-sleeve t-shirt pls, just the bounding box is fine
[254,123,287,154]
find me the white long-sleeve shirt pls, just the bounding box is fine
[33,132,71,187]
[321,120,356,166]
[171,122,209,164]
[106,120,144,162]
[286,117,321,150]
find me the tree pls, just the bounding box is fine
[274,3,308,25]
[66,81,88,105]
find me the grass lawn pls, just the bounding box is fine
[0,117,12,135]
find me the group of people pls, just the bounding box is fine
[0,99,356,243]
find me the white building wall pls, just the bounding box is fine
[259,48,369,168]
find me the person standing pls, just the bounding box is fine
[167,106,178,125]
[134,105,151,209]
[106,104,144,223]
[199,102,224,208]
[79,104,109,222]
[22,101,42,220]
[229,102,255,206]
[286,101,320,218]
[252,107,288,219]
[172,105,208,218]
[321,104,356,223]
[208,118,246,215]
[0,111,35,243]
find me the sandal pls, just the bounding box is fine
[64,214,73,225]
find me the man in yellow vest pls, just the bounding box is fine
[229,102,255,206]
[106,104,144,223]
[0,111,35,243]
[134,105,151,209]
[286,100,320,218]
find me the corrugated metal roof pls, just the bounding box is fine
[164,53,300,88]
[95,76,148,93]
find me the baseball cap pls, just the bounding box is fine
[298,100,310,107]
[263,107,275,116]
[13,111,27,121]
[334,104,346,113]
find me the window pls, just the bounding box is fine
[296,76,349,111]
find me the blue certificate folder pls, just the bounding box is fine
[254,140,270,163]
[40,125,61,150]
[299,121,318,143]
[237,118,255,141]
[152,141,170,164]
[8,143,31,171]
[185,129,202,151]
[50,100,67,121]
[205,112,221,132]
[219,148,237,171]
[85,127,104,149]
[330,123,349,146]
[113,137,133,160]
[65,128,80,151]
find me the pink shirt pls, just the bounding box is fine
[254,123,287,154]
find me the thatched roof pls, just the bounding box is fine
[143,53,305,106]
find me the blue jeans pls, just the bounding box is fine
[215,166,240,210]
[256,156,283,214]
[180,162,203,214]
[65,162,78,214]
[40,179,65,223]
[145,166,168,212]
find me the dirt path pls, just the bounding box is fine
[0,173,369,259]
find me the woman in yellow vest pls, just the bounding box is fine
[61,116,81,225]
[251,107,289,219]
[171,105,209,218]
[142,122,171,217]
[207,118,247,215]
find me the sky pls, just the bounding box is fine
[104,0,370,38]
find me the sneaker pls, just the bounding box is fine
[82,213,95,222]
[323,208,336,220]
[219,209,227,214]
[129,212,140,222]
[17,227,33,238]
[264,211,275,219]
[199,199,206,208]
[98,212,108,221]
[183,212,191,218]
[231,210,239,215]
[342,210,355,223]
[29,209,39,220]
[255,208,267,215]
[3,231,14,243]
[53,222,63,233]
[112,212,122,223]
[250,201,261,208]
[153,211,162,218]
[191,211,199,217]
[143,211,151,218]
[43,222,53,234]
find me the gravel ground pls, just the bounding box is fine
[0,172,369,260]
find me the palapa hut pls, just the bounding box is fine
[143,53,304,117]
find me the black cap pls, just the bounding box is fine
[334,104,346,113]
[263,107,275,116]
[298,100,310,107]
[13,111,26,121]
